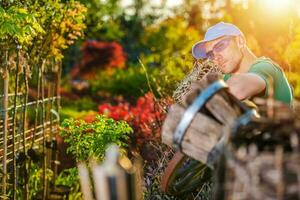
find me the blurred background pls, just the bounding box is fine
[60,0,300,130]
[57,0,300,198]
[4,0,300,199]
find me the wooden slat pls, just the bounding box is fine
[162,104,223,163]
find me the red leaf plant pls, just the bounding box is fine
[71,40,126,79]
[98,92,173,148]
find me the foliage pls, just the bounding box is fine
[0,5,44,47]
[59,87,99,122]
[171,0,207,31]
[286,72,300,99]
[127,93,170,145]
[117,0,167,63]
[77,0,123,41]
[98,101,131,121]
[0,0,86,62]
[73,17,201,99]
[55,167,82,200]
[0,0,87,98]
[140,17,200,96]
[77,0,164,41]
[28,163,53,199]
[7,162,54,200]
[27,0,87,62]
[98,92,172,147]
[61,0,123,71]
[90,65,152,98]
[0,1,87,199]
[60,115,133,162]
[62,0,166,69]
[62,97,97,112]
[58,115,133,199]
[56,167,79,188]
[49,0,87,61]
[284,24,300,72]
[70,40,126,79]
[60,108,98,122]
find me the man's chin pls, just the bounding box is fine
[219,66,230,74]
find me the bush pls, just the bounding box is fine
[98,92,173,149]
[55,168,82,199]
[140,17,201,96]
[90,65,153,99]
[58,115,133,199]
[70,40,126,79]
[60,115,133,162]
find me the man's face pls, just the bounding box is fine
[204,36,243,73]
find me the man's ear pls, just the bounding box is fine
[237,35,245,48]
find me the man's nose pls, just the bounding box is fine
[213,53,223,62]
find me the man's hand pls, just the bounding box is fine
[226,73,266,100]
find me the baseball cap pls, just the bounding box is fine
[192,22,243,59]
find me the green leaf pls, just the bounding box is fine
[60,114,132,162]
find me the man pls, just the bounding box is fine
[192,22,293,105]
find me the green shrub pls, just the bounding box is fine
[28,163,53,199]
[60,115,133,162]
[55,167,82,200]
[90,66,153,99]
[140,17,201,96]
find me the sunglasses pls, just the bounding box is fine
[206,36,233,60]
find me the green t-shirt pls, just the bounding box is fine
[223,57,293,105]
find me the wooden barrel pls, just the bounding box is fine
[161,73,256,166]
[215,100,300,200]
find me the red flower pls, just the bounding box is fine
[84,114,97,123]
[97,93,172,147]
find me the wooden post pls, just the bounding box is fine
[79,145,143,200]
[2,50,9,195]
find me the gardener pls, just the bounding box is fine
[192,22,293,105]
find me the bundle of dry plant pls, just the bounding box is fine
[172,60,221,104]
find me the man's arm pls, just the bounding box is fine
[226,73,266,100]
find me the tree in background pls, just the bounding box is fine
[63,0,167,71]
[140,17,200,97]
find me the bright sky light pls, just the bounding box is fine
[262,0,292,12]
[121,0,300,18]
[121,0,183,8]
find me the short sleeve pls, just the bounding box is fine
[248,61,279,98]
[223,73,231,81]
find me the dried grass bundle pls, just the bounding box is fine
[172,60,221,104]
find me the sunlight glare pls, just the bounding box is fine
[262,0,291,12]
